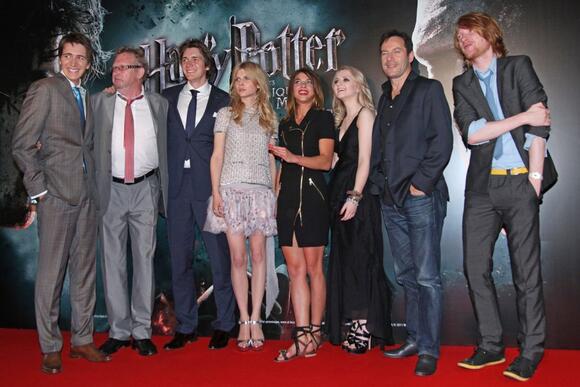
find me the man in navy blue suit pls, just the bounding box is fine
[371,30,453,376]
[162,39,234,350]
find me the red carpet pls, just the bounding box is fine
[0,328,575,386]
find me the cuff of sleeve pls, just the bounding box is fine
[30,190,48,199]
[524,133,548,157]
[468,118,490,145]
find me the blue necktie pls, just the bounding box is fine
[72,86,85,129]
[72,87,87,173]
[184,89,198,161]
[477,72,503,159]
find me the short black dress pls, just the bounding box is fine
[326,115,393,345]
[276,108,335,247]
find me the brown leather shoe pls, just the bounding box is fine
[41,352,62,374]
[70,343,111,362]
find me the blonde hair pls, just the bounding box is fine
[332,65,375,127]
[284,68,325,122]
[229,61,277,135]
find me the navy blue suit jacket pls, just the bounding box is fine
[163,83,230,201]
[370,71,453,207]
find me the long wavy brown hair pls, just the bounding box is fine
[229,61,277,135]
[454,12,508,66]
[284,68,325,122]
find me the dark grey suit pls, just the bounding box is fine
[93,90,168,340]
[453,55,556,364]
[12,73,97,353]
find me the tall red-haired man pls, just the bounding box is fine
[452,12,557,382]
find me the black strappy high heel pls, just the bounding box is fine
[345,320,371,355]
[342,320,359,350]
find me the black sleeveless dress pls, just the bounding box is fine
[326,115,393,345]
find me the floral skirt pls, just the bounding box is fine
[204,183,277,237]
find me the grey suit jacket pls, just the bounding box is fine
[12,73,95,205]
[452,55,557,195]
[92,90,169,214]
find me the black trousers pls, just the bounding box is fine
[463,174,545,364]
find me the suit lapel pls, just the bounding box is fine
[55,73,85,139]
[389,77,418,127]
[194,86,217,133]
[103,93,116,144]
[145,92,159,135]
[496,58,524,147]
[465,69,495,122]
[496,57,506,104]
[169,85,186,132]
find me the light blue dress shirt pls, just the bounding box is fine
[467,57,545,169]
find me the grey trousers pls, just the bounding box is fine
[463,174,545,364]
[35,191,97,353]
[100,174,159,340]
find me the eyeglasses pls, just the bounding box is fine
[294,79,313,87]
[111,64,142,72]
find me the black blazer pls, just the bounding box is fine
[452,55,557,196]
[163,83,230,201]
[370,71,453,207]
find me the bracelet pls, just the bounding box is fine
[529,172,543,180]
[346,196,359,206]
[346,190,363,200]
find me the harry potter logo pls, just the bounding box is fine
[141,16,346,92]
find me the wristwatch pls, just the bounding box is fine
[529,172,543,180]
[28,197,39,205]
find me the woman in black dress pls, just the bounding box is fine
[269,68,334,361]
[327,65,393,354]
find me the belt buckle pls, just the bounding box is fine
[510,167,527,176]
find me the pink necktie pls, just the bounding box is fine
[123,95,143,183]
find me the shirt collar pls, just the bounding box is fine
[474,55,497,78]
[381,69,418,94]
[60,71,85,93]
[184,81,211,96]
[117,86,145,101]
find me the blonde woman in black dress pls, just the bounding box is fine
[326,65,393,354]
[269,68,334,361]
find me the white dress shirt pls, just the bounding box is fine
[177,81,212,168]
[112,89,159,179]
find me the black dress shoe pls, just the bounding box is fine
[383,342,418,358]
[503,356,537,382]
[457,347,505,370]
[164,331,198,350]
[99,338,131,356]
[208,330,230,350]
[132,339,158,356]
[415,354,438,376]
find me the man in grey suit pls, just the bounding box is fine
[92,47,168,357]
[453,12,556,382]
[12,32,110,374]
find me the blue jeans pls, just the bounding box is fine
[381,191,446,358]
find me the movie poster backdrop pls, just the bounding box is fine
[1,0,578,347]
